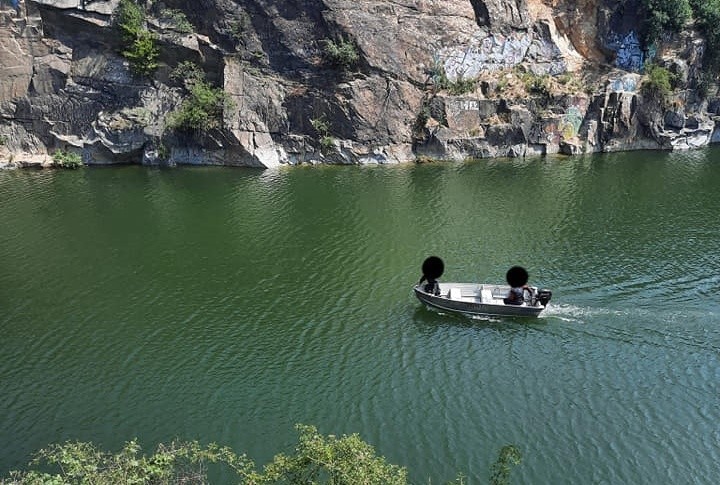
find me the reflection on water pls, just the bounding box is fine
[1,150,719,484]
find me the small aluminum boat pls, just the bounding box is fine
[413,282,552,318]
[414,257,552,318]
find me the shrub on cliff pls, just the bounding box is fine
[322,37,360,70]
[641,63,675,102]
[115,0,159,76]
[167,63,231,132]
[158,8,194,35]
[51,149,83,168]
[430,63,477,95]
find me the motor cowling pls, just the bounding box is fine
[536,289,552,307]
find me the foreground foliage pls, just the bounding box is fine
[2,425,521,484]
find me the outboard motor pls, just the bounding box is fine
[536,289,552,307]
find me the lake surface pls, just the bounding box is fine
[1,150,719,484]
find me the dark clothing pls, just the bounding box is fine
[423,279,440,296]
[503,286,525,305]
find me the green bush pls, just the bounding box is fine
[310,115,330,136]
[122,30,159,75]
[167,67,231,132]
[51,149,83,168]
[310,115,336,153]
[430,63,477,95]
[447,75,477,95]
[3,439,252,484]
[253,424,406,484]
[642,63,675,100]
[322,37,360,70]
[170,60,206,88]
[159,8,193,34]
[520,71,551,97]
[690,0,720,72]
[115,0,159,76]
[3,424,522,484]
[642,0,692,43]
[116,0,144,43]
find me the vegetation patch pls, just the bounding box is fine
[641,1,720,76]
[115,0,159,76]
[51,149,83,168]
[689,0,720,73]
[322,37,360,70]
[431,64,478,95]
[520,71,551,98]
[159,8,194,34]
[641,0,692,44]
[228,11,252,47]
[156,139,170,160]
[310,115,335,153]
[642,62,676,102]
[167,62,232,132]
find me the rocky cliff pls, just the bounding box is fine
[0,0,717,168]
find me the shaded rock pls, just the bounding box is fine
[664,109,685,130]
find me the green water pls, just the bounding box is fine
[1,150,719,483]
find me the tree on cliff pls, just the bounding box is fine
[115,0,159,76]
[642,0,692,44]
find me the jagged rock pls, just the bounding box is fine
[473,0,532,29]
[560,139,583,155]
[664,108,686,130]
[32,0,119,15]
[1,0,719,167]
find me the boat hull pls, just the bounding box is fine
[413,283,547,317]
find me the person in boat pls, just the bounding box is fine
[419,275,440,296]
[503,266,529,305]
[503,284,529,305]
[419,256,443,296]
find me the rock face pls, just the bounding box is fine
[0,0,718,168]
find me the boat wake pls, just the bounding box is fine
[540,303,627,322]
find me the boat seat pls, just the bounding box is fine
[481,289,493,302]
[491,288,509,299]
[448,287,462,300]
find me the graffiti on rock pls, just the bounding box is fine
[533,103,587,146]
[441,31,533,81]
[608,74,639,93]
[558,106,584,139]
[606,31,644,72]
[439,28,567,81]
